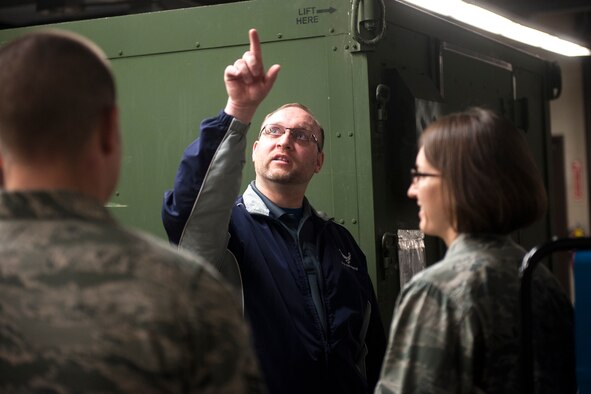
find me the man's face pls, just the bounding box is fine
[407,147,455,244]
[252,106,324,187]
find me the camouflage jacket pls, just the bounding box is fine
[375,234,575,394]
[0,191,264,393]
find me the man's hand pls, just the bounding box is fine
[224,29,280,124]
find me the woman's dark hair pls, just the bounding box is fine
[420,107,547,235]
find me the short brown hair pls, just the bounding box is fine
[262,103,325,151]
[0,30,115,161]
[420,107,547,235]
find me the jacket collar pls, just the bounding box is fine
[242,182,331,222]
[243,183,271,216]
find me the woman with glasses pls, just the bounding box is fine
[375,107,575,393]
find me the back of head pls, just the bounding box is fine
[421,107,547,235]
[0,30,115,163]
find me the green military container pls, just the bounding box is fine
[0,0,559,324]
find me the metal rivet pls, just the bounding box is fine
[336,132,341,138]
[338,219,345,224]
[277,33,282,39]
[118,50,123,56]
[329,28,335,33]
[332,46,338,51]
[195,42,200,48]
[115,192,120,197]
[344,44,350,50]
[348,132,354,137]
[352,219,358,224]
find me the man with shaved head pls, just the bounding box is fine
[0,29,264,393]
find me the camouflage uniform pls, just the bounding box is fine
[375,234,575,394]
[0,191,265,393]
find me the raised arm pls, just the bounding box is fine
[162,29,279,264]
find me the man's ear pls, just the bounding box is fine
[99,106,120,155]
[252,140,259,162]
[315,151,324,173]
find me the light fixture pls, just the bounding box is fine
[400,0,591,57]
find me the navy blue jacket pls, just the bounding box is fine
[163,112,386,394]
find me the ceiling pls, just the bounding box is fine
[472,0,591,48]
[0,0,589,50]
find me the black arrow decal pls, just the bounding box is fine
[317,7,337,14]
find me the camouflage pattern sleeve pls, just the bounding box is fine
[121,229,266,394]
[375,279,482,394]
[181,262,266,393]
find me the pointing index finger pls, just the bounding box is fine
[249,28,262,61]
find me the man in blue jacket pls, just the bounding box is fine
[162,29,385,394]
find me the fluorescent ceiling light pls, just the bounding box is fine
[401,0,591,57]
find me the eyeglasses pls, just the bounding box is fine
[410,168,441,183]
[260,124,319,147]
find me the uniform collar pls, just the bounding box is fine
[0,190,116,224]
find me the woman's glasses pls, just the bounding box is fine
[410,168,441,183]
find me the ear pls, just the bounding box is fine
[99,106,120,156]
[95,106,121,203]
[252,140,259,162]
[314,151,324,173]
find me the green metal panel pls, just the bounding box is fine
[0,1,350,58]
[350,49,378,289]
